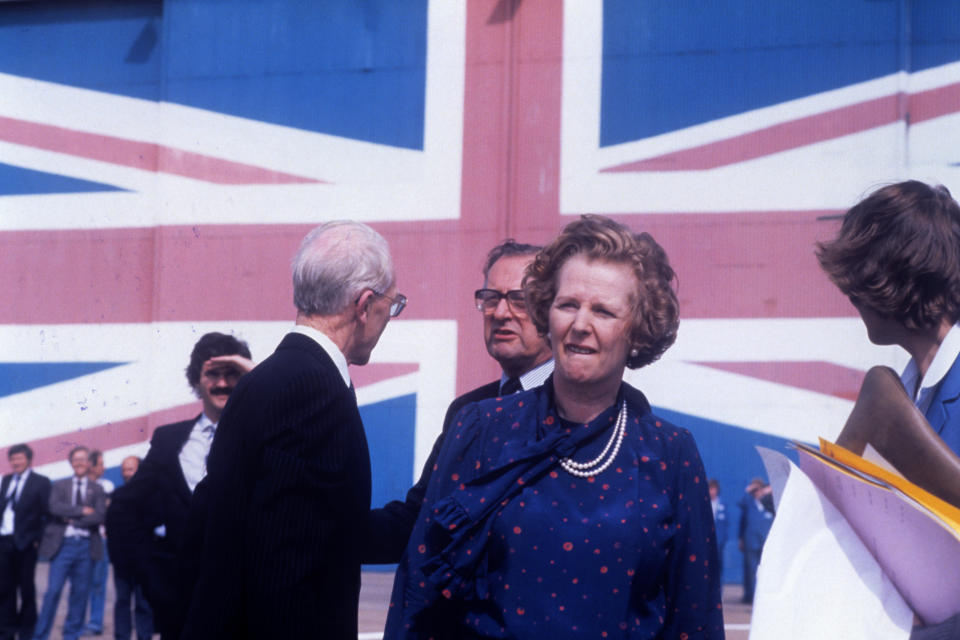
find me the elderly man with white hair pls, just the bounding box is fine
[180,221,405,640]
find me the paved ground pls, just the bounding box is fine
[359,572,754,639]
[35,563,752,639]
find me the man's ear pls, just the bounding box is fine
[354,289,376,323]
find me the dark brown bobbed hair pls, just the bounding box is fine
[816,180,960,331]
[524,215,679,369]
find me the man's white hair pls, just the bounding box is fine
[291,220,394,316]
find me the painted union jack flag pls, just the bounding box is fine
[2,0,959,582]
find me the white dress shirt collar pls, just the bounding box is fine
[290,324,351,388]
[196,411,216,433]
[501,358,554,393]
[178,413,218,493]
[900,324,960,413]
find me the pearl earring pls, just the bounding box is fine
[629,348,639,359]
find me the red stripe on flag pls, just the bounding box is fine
[910,82,960,124]
[349,363,420,387]
[0,212,855,326]
[601,94,902,172]
[0,115,322,185]
[1,403,200,469]
[695,361,865,401]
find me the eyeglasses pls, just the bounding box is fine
[474,289,527,314]
[374,290,407,317]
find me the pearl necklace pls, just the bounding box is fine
[558,399,627,478]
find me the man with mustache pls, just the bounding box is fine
[106,333,253,640]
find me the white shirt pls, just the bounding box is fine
[179,412,218,493]
[97,477,115,496]
[290,324,352,388]
[900,324,960,414]
[500,359,555,394]
[65,476,90,538]
[0,469,30,535]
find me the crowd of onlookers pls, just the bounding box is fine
[1,444,152,640]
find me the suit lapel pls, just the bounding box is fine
[925,354,960,435]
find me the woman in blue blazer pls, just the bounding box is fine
[818,180,960,639]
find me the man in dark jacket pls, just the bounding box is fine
[106,333,253,639]
[366,240,553,561]
[0,444,51,640]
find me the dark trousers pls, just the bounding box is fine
[742,547,762,604]
[113,566,153,640]
[142,550,182,640]
[0,536,39,640]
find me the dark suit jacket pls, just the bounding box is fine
[107,417,195,565]
[0,470,51,550]
[738,494,774,552]
[924,352,960,456]
[106,417,196,636]
[365,380,501,563]
[180,332,371,640]
[39,476,106,561]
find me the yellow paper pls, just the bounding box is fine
[818,438,960,534]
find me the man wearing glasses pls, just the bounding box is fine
[367,240,552,562]
[106,332,254,640]
[179,221,404,640]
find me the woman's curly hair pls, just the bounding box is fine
[524,215,679,369]
[817,181,960,331]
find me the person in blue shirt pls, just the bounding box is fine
[737,478,774,605]
[385,215,723,639]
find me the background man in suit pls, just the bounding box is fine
[0,444,51,640]
[367,240,553,561]
[180,220,404,640]
[33,446,107,640]
[111,457,152,640]
[106,333,253,640]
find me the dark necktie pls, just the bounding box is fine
[7,474,19,507]
[500,377,522,396]
[74,480,83,507]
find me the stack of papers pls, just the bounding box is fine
[792,439,960,625]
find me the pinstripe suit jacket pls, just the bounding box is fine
[180,332,371,640]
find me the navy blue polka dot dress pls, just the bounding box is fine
[384,380,724,639]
